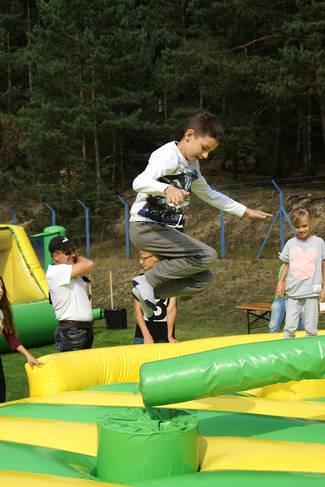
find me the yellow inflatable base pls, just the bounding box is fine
[1,414,325,476]
[2,332,325,486]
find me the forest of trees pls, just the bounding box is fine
[0,0,325,224]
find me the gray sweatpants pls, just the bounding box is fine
[283,296,319,338]
[130,221,217,298]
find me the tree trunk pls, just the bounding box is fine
[222,96,226,115]
[232,154,238,179]
[120,136,124,187]
[295,110,302,163]
[80,87,87,161]
[181,3,188,43]
[273,108,280,176]
[79,73,87,160]
[199,86,204,109]
[26,0,33,93]
[91,67,101,196]
[302,98,312,176]
[77,30,87,162]
[163,89,168,122]
[6,30,11,110]
[319,93,325,154]
[163,89,168,121]
[112,129,117,186]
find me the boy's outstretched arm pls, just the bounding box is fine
[192,174,272,218]
[244,208,273,220]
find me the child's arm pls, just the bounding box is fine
[164,186,190,206]
[192,174,272,219]
[134,170,190,206]
[275,263,289,297]
[320,259,325,302]
[134,299,154,344]
[133,150,179,197]
[244,208,273,220]
[16,345,43,368]
[71,256,95,278]
[167,297,178,343]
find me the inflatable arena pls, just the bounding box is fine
[1,332,325,486]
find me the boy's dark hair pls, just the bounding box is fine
[291,208,311,226]
[185,111,224,144]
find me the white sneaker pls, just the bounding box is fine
[132,287,156,319]
[132,274,156,304]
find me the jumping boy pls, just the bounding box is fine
[130,111,272,316]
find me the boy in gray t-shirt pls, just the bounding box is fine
[130,111,272,318]
[276,208,325,338]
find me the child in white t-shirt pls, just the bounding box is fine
[46,236,95,352]
[276,208,325,338]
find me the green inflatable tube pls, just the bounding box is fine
[140,336,325,407]
[97,408,199,483]
[0,300,57,353]
[0,301,104,353]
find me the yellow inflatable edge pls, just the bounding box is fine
[26,331,325,400]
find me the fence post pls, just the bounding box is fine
[43,201,56,226]
[116,194,130,258]
[271,180,285,249]
[257,180,295,259]
[77,199,90,258]
[212,186,226,258]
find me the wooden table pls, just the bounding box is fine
[236,302,272,334]
[236,302,325,334]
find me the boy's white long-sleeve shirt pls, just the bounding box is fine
[130,141,246,222]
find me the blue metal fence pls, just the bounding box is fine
[2,180,300,259]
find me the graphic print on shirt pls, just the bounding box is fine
[144,298,169,322]
[138,169,199,227]
[290,246,317,280]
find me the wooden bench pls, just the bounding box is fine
[236,303,272,334]
[237,302,325,334]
